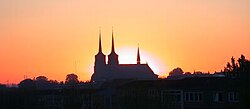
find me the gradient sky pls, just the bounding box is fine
[0,0,249,84]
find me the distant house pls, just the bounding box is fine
[167,71,225,80]
[114,77,241,109]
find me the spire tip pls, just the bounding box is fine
[137,45,141,64]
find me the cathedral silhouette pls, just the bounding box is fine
[91,30,158,82]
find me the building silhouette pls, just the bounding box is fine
[91,30,158,82]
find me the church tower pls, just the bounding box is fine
[137,46,141,64]
[108,30,119,65]
[92,29,157,82]
[94,30,106,72]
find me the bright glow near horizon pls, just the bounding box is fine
[117,46,167,75]
[0,0,250,83]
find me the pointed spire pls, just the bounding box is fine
[98,28,103,53]
[111,27,115,53]
[108,27,119,65]
[137,44,141,64]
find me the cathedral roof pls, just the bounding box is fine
[108,64,158,80]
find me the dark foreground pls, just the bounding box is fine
[1,76,250,109]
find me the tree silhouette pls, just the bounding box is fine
[169,67,184,76]
[35,76,52,89]
[18,79,36,90]
[231,57,237,71]
[237,54,250,74]
[35,76,48,81]
[65,73,79,85]
[224,54,250,78]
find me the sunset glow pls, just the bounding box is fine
[0,0,249,83]
[117,46,167,75]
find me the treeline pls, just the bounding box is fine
[18,73,91,90]
[223,54,250,78]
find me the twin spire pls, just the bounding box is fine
[97,29,141,64]
[111,28,115,53]
[98,29,102,53]
[98,28,116,54]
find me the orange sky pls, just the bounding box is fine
[0,0,250,84]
